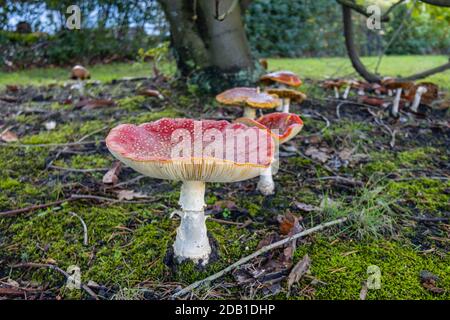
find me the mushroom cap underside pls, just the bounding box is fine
[266,88,307,101]
[106,118,275,183]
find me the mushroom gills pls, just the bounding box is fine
[174,181,211,265]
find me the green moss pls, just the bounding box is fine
[21,120,106,144]
[125,108,181,124]
[292,239,450,300]
[55,154,110,170]
[116,96,147,112]
[386,178,450,213]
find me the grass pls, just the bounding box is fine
[0,55,448,91]
[0,61,175,88]
[270,55,450,91]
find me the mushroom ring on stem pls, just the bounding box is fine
[106,118,275,265]
[235,113,304,196]
[216,87,281,119]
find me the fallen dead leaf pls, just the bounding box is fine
[6,85,19,93]
[0,95,18,103]
[102,161,122,185]
[277,212,302,236]
[74,98,116,110]
[305,146,329,163]
[420,270,445,294]
[293,201,319,212]
[359,282,368,300]
[0,128,19,143]
[116,190,148,201]
[287,254,311,294]
[138,89,164,100]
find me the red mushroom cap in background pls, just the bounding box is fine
[260,71,302,87]
[216,87,281,110]
[236,112,304,145]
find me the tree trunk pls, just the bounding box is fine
[158,0,261,93]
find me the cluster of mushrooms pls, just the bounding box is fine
[321,78,440,117]
[106,71,306,265]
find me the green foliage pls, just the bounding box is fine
[245,0,450,57]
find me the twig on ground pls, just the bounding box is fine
[306,176,364,188]
[45,126,109,169]
[0,140,102,148]
[10,263,98,300]
[0,194,160,217]
[171,217,348,299]
[69,212,89,245]
[49,165,109,173]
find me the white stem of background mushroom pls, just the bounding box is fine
[343,85,351,99]
[257,166,275,196]
[410,86,427,113]
[334,86,340,99]
[243,107,257,119]
[391,88,402,118]
[173,181,211,265]
[276,100,283,112]
[282,98,291,113]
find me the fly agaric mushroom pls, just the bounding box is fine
[265,88,307,113]
[321,80,346,99]
[70,65,91,96]
[382,79,414,118]
[235,113,303,195]
[216,87,281,119]
[106,118,275,264]
[71,65,90,80]
[342,80,360,99]
[407,82,439,113]
[260,71,303,112]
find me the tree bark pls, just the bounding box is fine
[158,0,260,93]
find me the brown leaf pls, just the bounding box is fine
[0,128,19,143]
[359,282,368,300]
[211,200,237,212]
[116,190,147,201]
[422,281,445,294]
[138,89,164,100]
[102,161,122,185]
[0,95,18,103]
[305,146,329,163]
[74,98,116,110]
[6,85,19,93]
[287,254,311,293]
[294,201,319,212]
[277,212,302,236]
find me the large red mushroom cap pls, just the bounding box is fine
[235,112,304,145]
[260,71,302,87]
[106,118,275,183]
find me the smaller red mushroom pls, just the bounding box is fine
[235,113,304,195]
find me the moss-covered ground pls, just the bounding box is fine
[0,64,448,300]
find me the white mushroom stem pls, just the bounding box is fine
[173,181,211,265]
[343,85,351,99]
[243,106,257,119]
[276,100,283,112]
[410,86,427,113]
[391,88,402,118]
[257,166,275,196]
[282,98,291,113]
[334,86,340,99]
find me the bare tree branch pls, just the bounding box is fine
[342,5,450,83]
